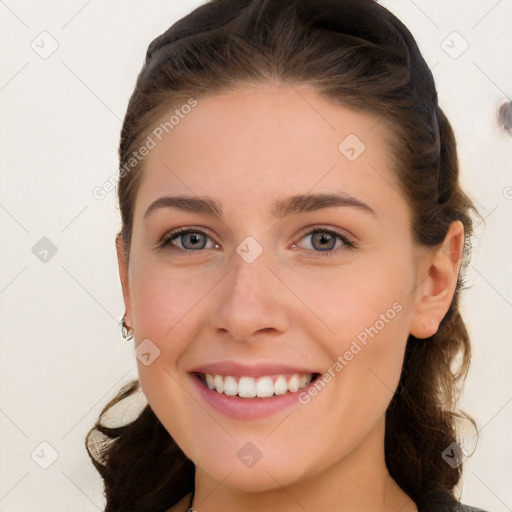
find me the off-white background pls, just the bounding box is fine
[0,1,511,510]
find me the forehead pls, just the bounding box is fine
[135,85,402,217]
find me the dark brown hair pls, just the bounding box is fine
[86,1,481,511]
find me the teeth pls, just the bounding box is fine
[201,372,314,398]
[205,374,215,390]
[223,376,238,396]
[239,376,256,397]
[288,374,300,392]
[274,375,288,395]
[256,376,274,397]
[213,375,224,393]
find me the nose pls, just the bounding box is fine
[209,247,290,343]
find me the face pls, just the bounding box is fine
[118,85,438,491]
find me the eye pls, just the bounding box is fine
[292,227,357,257]
[159,228,219,253]
[158,226,357,257]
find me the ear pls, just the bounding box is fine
[409,220,465,339]
[116,234,132,327]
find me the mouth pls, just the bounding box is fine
[194,372,321,398]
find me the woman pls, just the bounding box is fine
[86,1,490,511]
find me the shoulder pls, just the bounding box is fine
[162,492,193,512]
[163,496,490,512]
[458,503,491,512]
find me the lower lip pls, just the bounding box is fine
[190,373,318,420]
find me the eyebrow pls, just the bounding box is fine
[143,192,376,220]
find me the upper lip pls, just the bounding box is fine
[189,361,319,378]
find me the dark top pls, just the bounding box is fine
[459,504,489,512]
[167,493,490,511]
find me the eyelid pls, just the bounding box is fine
[157,226,220,256]
[294,224,357,244]
[159,225,214,242]
[290,225,357,253]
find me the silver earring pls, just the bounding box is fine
[121,317,134,341]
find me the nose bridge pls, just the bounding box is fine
[230,240,268,301]
[225,237,274,310]
[210,236,289,341]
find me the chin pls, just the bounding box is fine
[205,463,301,492]
[193,444,314,492]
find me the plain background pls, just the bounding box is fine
[0,1,511,510]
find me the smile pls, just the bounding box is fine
[197,372,318,398]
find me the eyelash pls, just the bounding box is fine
[159,226,357,258]
[297,226,357,256]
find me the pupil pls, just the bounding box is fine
[185,233,204,249]
[313,232,334,251]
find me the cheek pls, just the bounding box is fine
[280,251,413,343]
[293,298,411,454]
[130,262,216,341]
[287,252,414,406]
[128,266,208,435]
[128,267,199,394]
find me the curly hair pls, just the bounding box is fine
[86,1,481,511]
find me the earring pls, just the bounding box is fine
[121,316,134,341]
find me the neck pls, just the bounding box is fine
[189,416,417,512]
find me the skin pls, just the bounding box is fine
[116,85,464,512]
